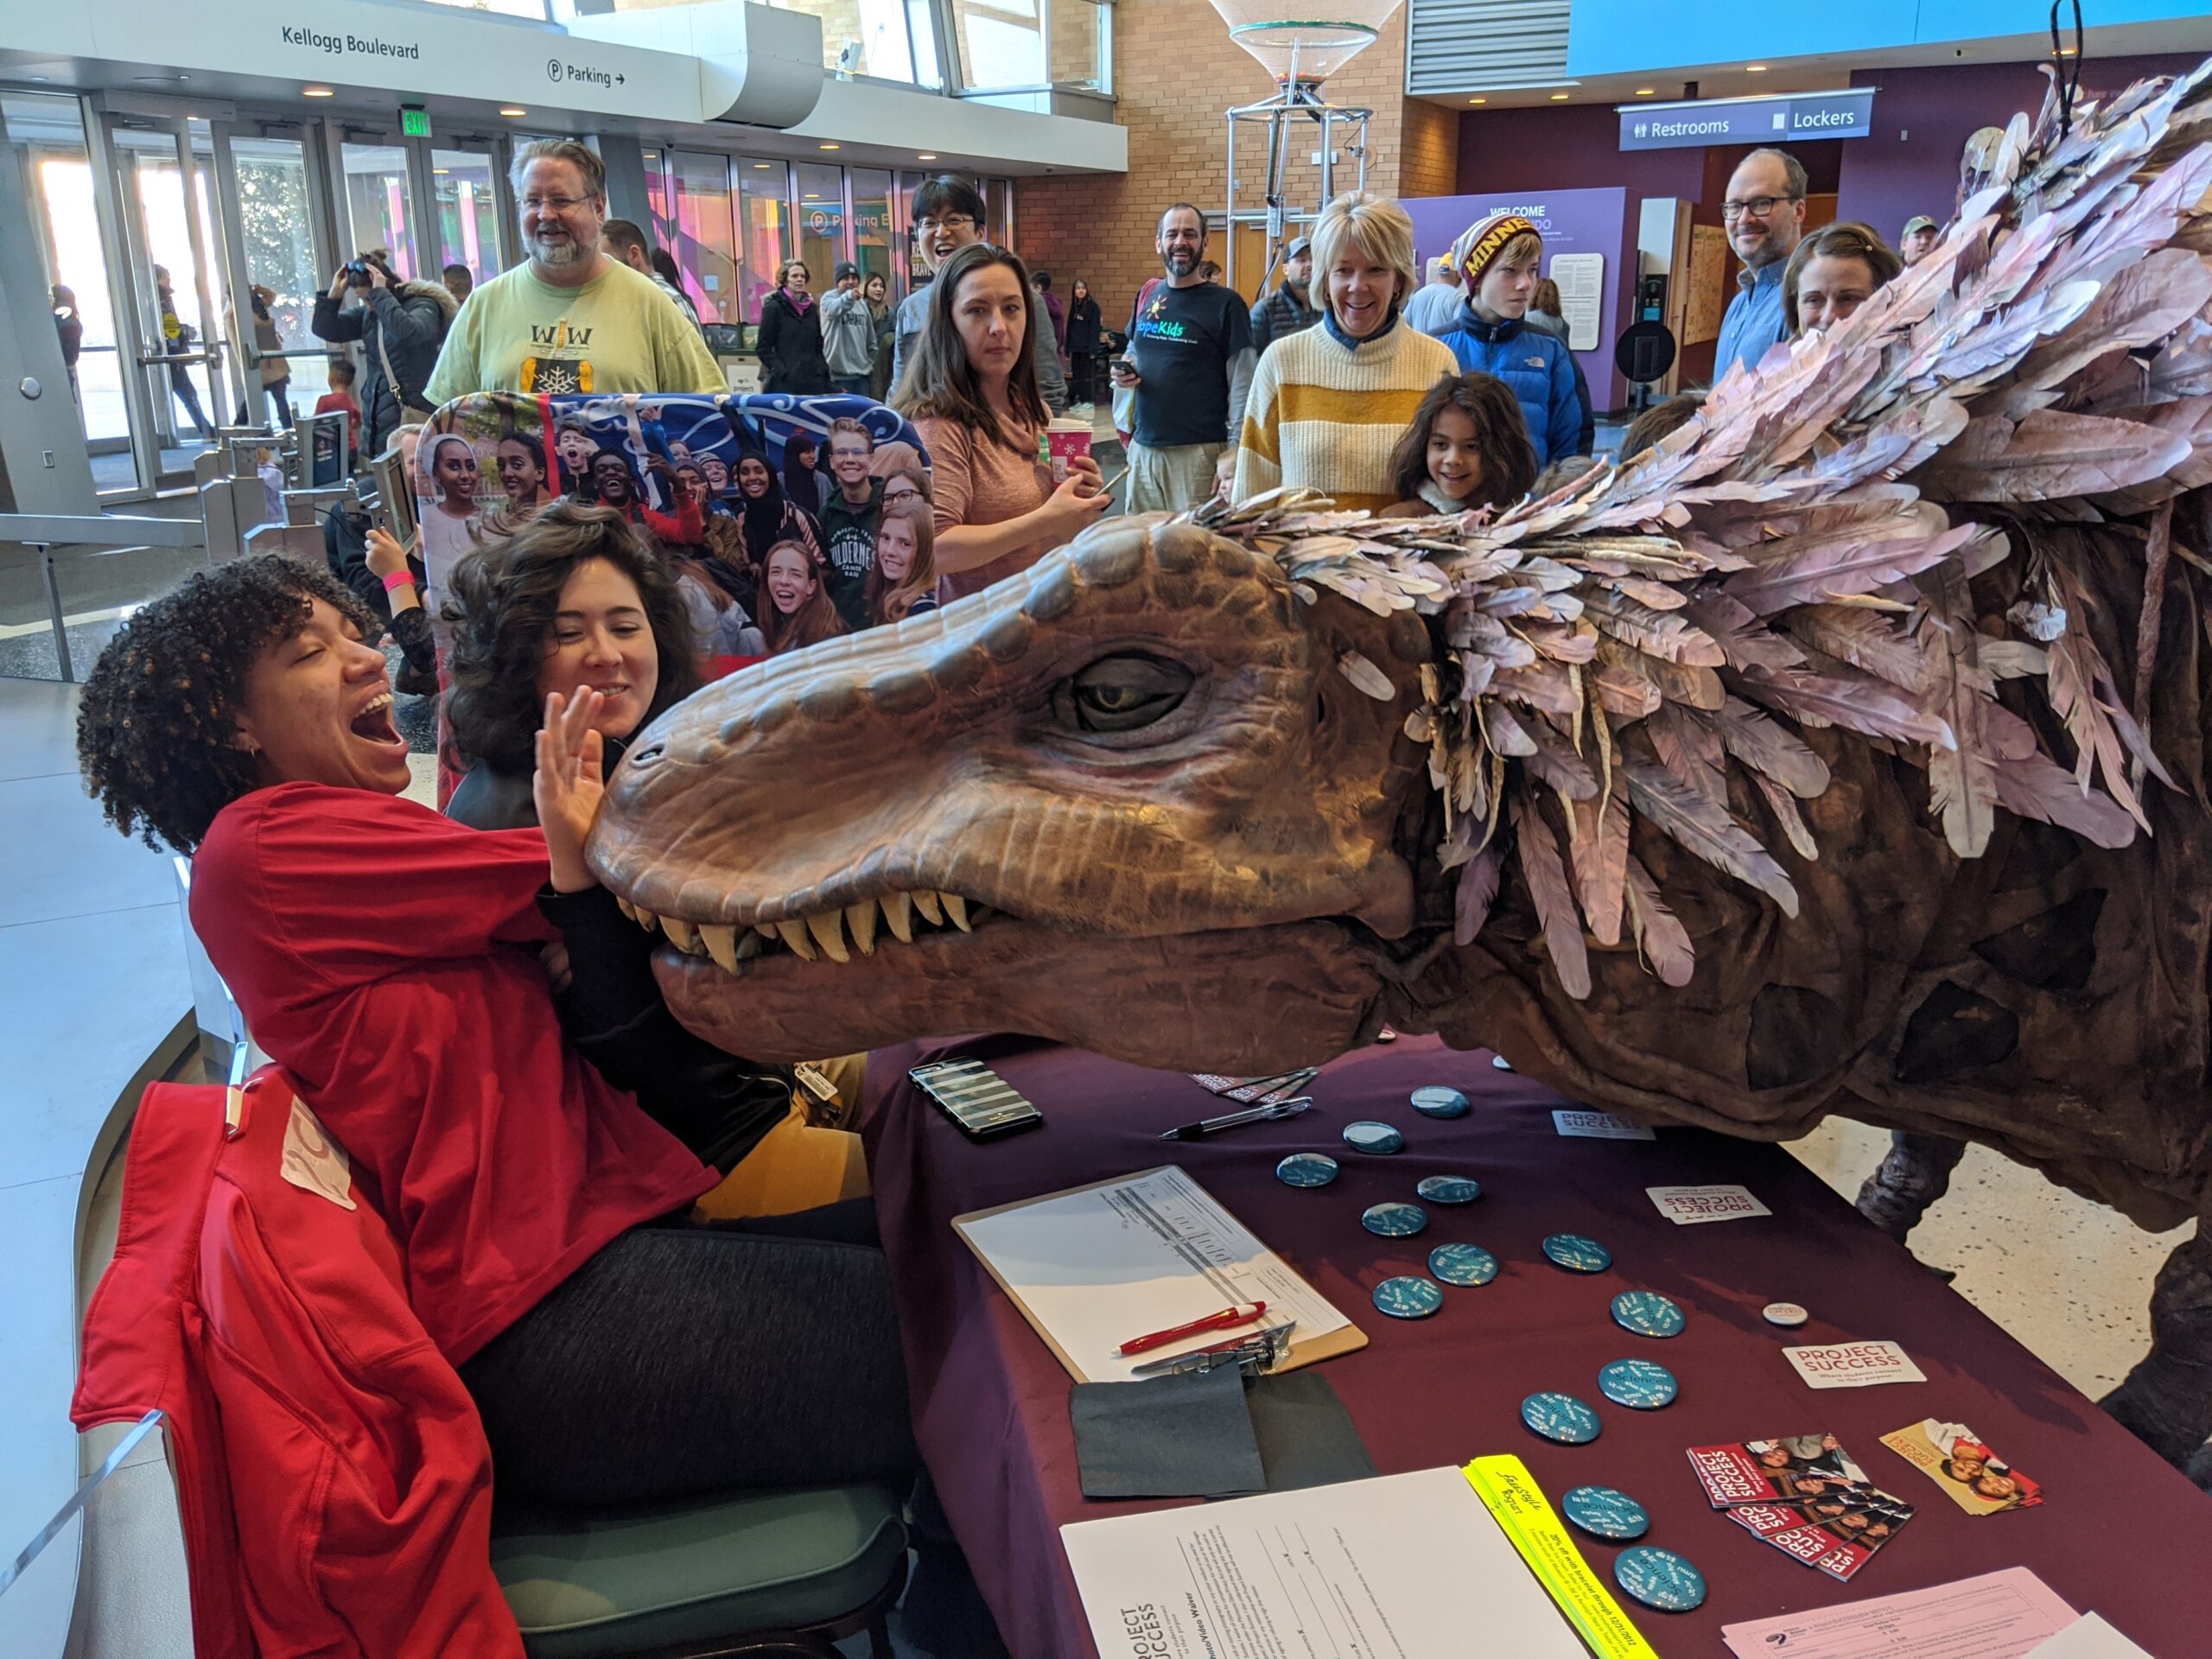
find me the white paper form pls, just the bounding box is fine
[955,1166,1351,1382]
[1721,1566,2080,1659]
[1062,1466,1588,1659]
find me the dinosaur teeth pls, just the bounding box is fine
[943,893,972,932]
[734,928,763,962]
[881,891,914,944]
[776,918,817,961]
[635,907,661,935]
[846,899,879,957]
[701,924,740,973]
[807,909,852,963]
[663,917,700,955]
[616,897,638,922]
[912,889,944,926]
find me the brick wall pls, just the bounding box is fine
[1014,3,1459,332]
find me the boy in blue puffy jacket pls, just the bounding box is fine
[1433,211,1588,470]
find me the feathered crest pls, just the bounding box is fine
[1192,56,2212,997]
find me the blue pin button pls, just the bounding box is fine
[1614,1547,1707,1612]
[1611,1290,1685,1338]
[1541,1233,1613,1274]
[1428,1243,1499,1287]
[1520,1392,1602,1445]
[1598,1358,1679,1409]
[1416,1174,1483,1205]
[1342,1121,1405,1154]
[1561,1485,1650,1541]
[1373,1275,1444,1319]
[1362,1201,1428,1238]
[1409,1085,1470,1119]
[1275,1152,1340,1188]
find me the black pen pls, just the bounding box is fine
[1159,1097,1312,1141]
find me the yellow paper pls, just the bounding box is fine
[1462,1455,1661,1659]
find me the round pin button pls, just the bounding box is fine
[1561,1485,1650,1542]
[1361,1201,1428,1238]
[1491,1053,1514,1071]
[1614,1547,1707,1612]
[1373,1275,1443,1319]
[1541,1233,1613,1274]
[1416,1174,1483,1205]
[1521,1392,1603,1445]
[1410,1085,1471,1119]
[1342,1121,1406,1154]
[1275,1152,1340,1189]
[1598,1358,1679,1409]
[1611,1290,1686,1338]
[1763,1300,1810,1327]
[1427,1243,1499,1287]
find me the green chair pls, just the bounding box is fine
[492,1482,909,1658]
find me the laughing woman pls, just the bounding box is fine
[73,553,919,1516]
[1232,190,1457,512]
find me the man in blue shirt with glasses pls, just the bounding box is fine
[1713,148,1808,380]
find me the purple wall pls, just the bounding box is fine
[1837,54,2207,240]
[1404,188,1640,410]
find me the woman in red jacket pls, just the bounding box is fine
[73,556,915,1510]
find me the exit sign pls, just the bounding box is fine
[400,107,431,138]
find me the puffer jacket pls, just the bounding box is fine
[311,278,459,457]
[1433,307,1586,470]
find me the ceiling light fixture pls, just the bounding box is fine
[499,106,528,118]
[1635,87,1656,96]
[917,152,938,160]
[1746,63,1768,73]
[1549,92,1569,101]
[1468,97,1486,105]
[818,142,841,150]
[303,86,335,98]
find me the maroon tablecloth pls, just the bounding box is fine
[861,1034,2209,1657]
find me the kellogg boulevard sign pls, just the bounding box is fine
[1618,88,1876,151]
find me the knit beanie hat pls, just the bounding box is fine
[1452,212,1541,289]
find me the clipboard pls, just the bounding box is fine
[953,1165,1368,1384]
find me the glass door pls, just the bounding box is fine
[103,115,225,489]
[796,162,847,290]
[337,138,423,280]
[213,124,338,421]
[431,145,504,292]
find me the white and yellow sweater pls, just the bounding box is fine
[1233,317,1460,513]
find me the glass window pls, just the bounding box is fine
[953,0,1046,88]
[670,150,739,324]
[738,159,792,328]
[849,167,893,294]
[643,146,671,247]
[431,149,501,289]
[795,162,846,291]
[1050,0,1108,91]
[765,0,921,84]
[986,178,1013,246]
[339,143,421,281]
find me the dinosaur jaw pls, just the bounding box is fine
[651,911,1391,1074]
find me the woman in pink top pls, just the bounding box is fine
[893,242,1108,602]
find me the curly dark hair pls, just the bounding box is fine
[441,499,700,777]
[76,556,374,853]
[1388,370,1538,509]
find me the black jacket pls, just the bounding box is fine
[755,289,832,395]
[1065,296,1103,356]
[310,279,458,456]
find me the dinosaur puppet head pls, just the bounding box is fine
[589,515,1441,1070]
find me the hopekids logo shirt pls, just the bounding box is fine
[1126,282,1253,449]
[423,258,725,406]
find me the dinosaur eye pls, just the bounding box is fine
[1062,654,1193,734]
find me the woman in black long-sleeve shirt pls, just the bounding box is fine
[754,260,831,395]
[1065,277,1104,404]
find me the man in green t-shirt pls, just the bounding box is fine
[423,140,726,405]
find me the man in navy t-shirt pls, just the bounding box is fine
[1114,204,1256,514]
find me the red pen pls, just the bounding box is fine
[1115,1300,1268,1357]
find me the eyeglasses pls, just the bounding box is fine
[916,214,976,236]
[1721,194,1800,223]
[521,194,593,217]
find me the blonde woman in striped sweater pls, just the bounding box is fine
[1232,192,1459,513]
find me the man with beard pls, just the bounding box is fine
[887,175,1065,412]
[1713,147,1808,378]
[1113,202,1255,513]
[423,140,724,403]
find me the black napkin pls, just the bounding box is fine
[1246,1370,1377,1491]
[1070,1365,1267,1499]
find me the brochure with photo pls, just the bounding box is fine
[1881,1419,2044,1515]
[1688,1433,1870,1508]
[1727,1484,1916,1581]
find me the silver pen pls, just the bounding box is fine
[1159,1096,1313,1141]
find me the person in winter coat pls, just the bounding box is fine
[238,285,295,430]
[755,259,832,395]
[311,250,457,458]
[1431,212,1586,470]
[818,262,877,396]
[1064,278,1103,404]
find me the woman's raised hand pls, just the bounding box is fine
[534,688,607,893]
[364,526,410,580]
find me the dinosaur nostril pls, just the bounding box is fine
[630,743,665,766]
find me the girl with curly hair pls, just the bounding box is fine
[1381,370,1539,518]
[73,556,918,1515]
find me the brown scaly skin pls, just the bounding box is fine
[591,512,2212,1468]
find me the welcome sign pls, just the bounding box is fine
[1619,89,1878,151]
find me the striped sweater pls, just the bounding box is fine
[1233,315,1460,513]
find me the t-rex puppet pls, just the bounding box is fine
[585,62,2212,1474]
